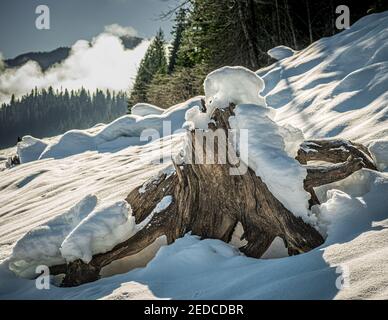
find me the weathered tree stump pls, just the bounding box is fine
[50,104,377,287]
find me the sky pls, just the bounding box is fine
[0,0,183,104]
[0,0,177,58]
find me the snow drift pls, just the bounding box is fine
[0,12,388,300]
[260,12,388,145]
[131,103,165,117]
[8,195,137,278]
[17,97,203,162]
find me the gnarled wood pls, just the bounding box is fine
[296,139,377,170]
[51,104,377,287]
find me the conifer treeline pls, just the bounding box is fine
[0,88,127,148]
[128,0,387,110]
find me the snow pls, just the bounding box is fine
[8,196,136,274]
[60,200,135,264]
[2,168,388,300]
[8,195,98,278]
[136,196,173,231]
[0,132,183,266]
[267,46,295,61]
[131,103,165,117]
[261,12,388,144]
[138,166,175,194]
[204,66,266,116]
[0,12,388,300]
[1,164,388,300]
[100,236,168,278]
[153,196,173,213]
[261,237,289,259]
[17,136,48,164]
[229,103,311,222]
[229,222,248,249]
[369,139,388,171]
[19,97,203,162]
[184,105,212,130]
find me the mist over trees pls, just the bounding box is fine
[128,0,387,110]
[0,88,127,149]
[1,0,387,148]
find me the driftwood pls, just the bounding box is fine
[50,104,377,287]
[296,139,377,170]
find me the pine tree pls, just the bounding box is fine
[0,89,128,149]
[128,29,168,111]
[168,8,188,74]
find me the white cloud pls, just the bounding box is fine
[0,26,149,104]
[104,24,138,37]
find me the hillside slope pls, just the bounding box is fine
[0,12,387,300]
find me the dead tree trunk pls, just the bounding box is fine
[51,104,376,287]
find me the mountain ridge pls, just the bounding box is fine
[4,35,143,71]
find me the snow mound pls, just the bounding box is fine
[8,195,136,275]
[8,195,97,278]
[261,236,289,259]
[316,170,388,244]
[184,105,212,130]
[229,104,311,222]
[131,103,164,116]
[204,66,266,116]
[187,66,270,130]
[267,46,295,61]
[61,201,135,263]
[369,139,388,171]
[262,11,388,144]
[39,130,97,160]
[37,97,202,160]
[17,136,48,164]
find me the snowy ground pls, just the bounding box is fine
[0,12,388,300]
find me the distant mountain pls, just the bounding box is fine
[4,35,143,71]
[5,47,71,71]
[120,35,143,51]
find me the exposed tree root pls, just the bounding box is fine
[51,104,377,287]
